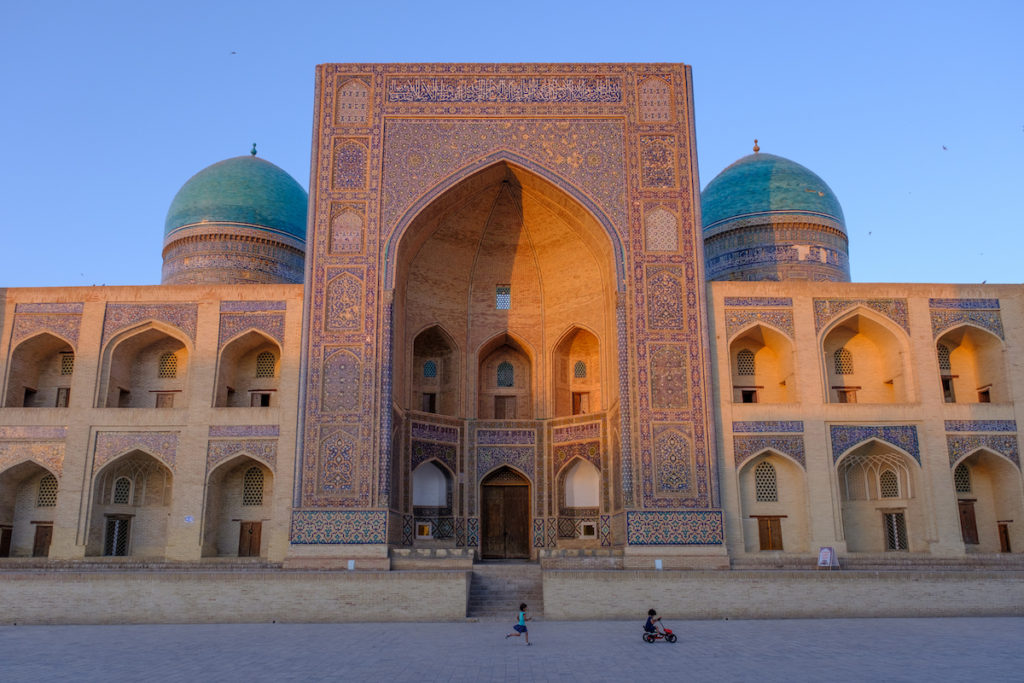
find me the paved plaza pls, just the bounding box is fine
[1,617,1022,681]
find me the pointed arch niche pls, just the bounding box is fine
[822,312,909,404]
[4,332,74,408]
[390,161,619,421]
[737,452,807,552]
[729,324,794,404]
[836,440,921,552]
[203,455,273,557]
[411,326,460,416]
[98,324,190,409]
[0,461,58,557]
[87,450,172,557]
[214,331,282,407]
[936,325,1007,404]
[552,327,601,417]
[952,449,1023,552]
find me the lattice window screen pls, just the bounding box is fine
[573,361,587,379]
[754,461,778,502]
[255,352,276,378]
[954,463,971,493]
[423,360,438,378]
[937,343,952,372]
[879,469,900,498]
[497,361,514,387]
[158,352,178,378]
[496,285,511,310]
[833,348,854,375]
[112,477,132,504]
[242,467,264,506]
[36,474,58,507]
[60,354,74,376]
[884,512,908,550]
[737,349,755,376]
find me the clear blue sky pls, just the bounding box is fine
[1,1,1020,287]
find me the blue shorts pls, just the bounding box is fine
[513,624,527,633]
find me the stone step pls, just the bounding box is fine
[467,562,544,618]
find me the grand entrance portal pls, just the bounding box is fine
[481,467,530,559]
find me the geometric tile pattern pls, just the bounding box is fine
[208,425,280,438]
[94,431,179,473]
[944,420,1016,433]
[626,510,724,545]
[733,421,804,433]
[829,424,920,464]
[207,438,277,474]
[733,435,806,469]
[533,518,545,548]
[552,440,601,475]
[723,297,793,307]
[599,514,612,546]
[947,434,1020,468]
[477,429,535,445]
[929,298,1003,340]
[289,509,388,544]
[813,298,909,334]
[0,441,65,477]
[725,308,794,340]
[551,421,601,444]
[477,446,534,482]
[411,422,460,443]
[466,517,480,548]
[12,302,84,347]
[217,311,286,349]
[411,440,456,474]
[102,303,198,346]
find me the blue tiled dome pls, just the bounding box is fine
[164,156,308,240]
[701,153,845,233]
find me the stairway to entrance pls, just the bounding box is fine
[468,562,543,619]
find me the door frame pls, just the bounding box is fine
[480,467,531,560]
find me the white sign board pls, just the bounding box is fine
[817,546,839,569]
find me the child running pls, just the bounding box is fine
[505,603,532,645]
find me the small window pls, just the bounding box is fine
[60,353,74,376]
[55,387,70,408]
[740,389,758,404]
[158,352,178,378]
[754,461,778,502]
[23,388,37,407]
[118,389,131,408]
[423,360,438,378]
[37,474,58,507]
[156,393,175,409]
[941,377,956,403]
[496,285,511,310]
[255,352,276,378]
[884,511,908,551]
[937,343,951,372]
[573,360,587,379]
[497,361,514,387]
[879,469,900,498]
[421,393,436,413]
[242,467,264,506]
[112,477,132,505]
[250,392,271,407]
[833,348,854,375]
[571,392,590,415]
[736,349,755,376]
[954,463,971,493]
[836,388,857,404]
[978,388,992,403]
[416,523,432,539]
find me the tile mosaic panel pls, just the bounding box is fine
[725,309,794,340]
[547,517,557,547]
[0,426,66,440]
[477,429,535,445]
[644,206,678,252]
[94,431,179,473]
[386,76,623,103]
[653,427,693,494]
[599,514,612,546]
[455,517,466,547]
[723,297,793,307]
[102,303,198,346]
[218,312,285,348]
[14,303,84,314]
[318,426,358,493]
[944,420,1016,433]
[732,421,803,433]
[0,441,64,476]
[639,135,677,188]
[207,438,277,473]
[331,138,369,190]
[533,518,545,547]
[325,269,363,332]
[929,299,1004,339]
[466,517,480,548]
[411,422,460,443]
[321,347,361,413]
[401,514,414,545]
[12,309,83,346]
[626,510,724,545]
[650,344,689,410]
[290,509,387,544]
[813,298,909,334]
[646,266,684,329]
[829,425,920,464]
[411,439,456,473]
[733,435,806,469]
[330,208,365,253]
[552,440,601,475]
[208,425,280,438]
[551,421,601,444]
[637,75,673,123]
[947,435,1020,468]
[929,298,1000,310]
[477,446,535,481]
[220,301,287,313]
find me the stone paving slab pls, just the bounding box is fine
[1,617,1022,682]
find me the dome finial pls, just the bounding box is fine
[753,139,760,153]
[250,143,257,157]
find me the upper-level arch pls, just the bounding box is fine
[820,308,912,404]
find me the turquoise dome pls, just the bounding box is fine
[701,153,845,232]
[164,156,308,240]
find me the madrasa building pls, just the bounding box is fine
[2,64,1022,620]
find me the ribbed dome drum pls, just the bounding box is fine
[161,155,308,285]
[701,150,850,282]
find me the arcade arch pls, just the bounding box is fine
[729,324,795,404]
[738,452,807,552]
[936,325,1006,404]
[4,333,74,408]
[214,331,281,407]
[951,449,1023,552]
[822,312,909,404]
[87,450,172,557]
[0,461,58,557]
[203,456,273,557]
[837,440,922,552]
[99,324,190,408]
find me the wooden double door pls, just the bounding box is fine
[481,472,530,559]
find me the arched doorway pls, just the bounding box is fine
[481,466,530,559]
